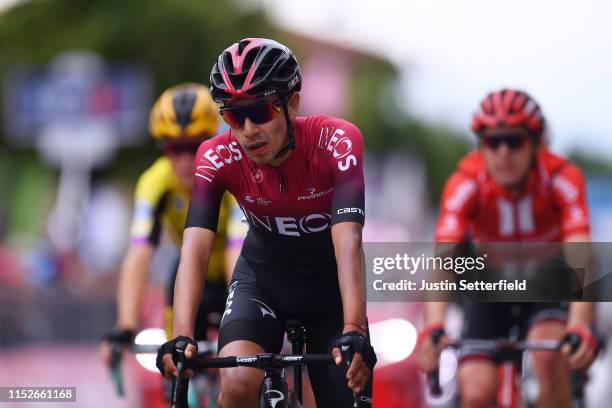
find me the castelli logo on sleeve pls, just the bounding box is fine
[251,169,263,183]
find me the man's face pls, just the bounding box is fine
[221,93,299,166]
[164,140,202,189]
[479,127,537,189]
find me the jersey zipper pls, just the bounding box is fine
[278,169,287,192]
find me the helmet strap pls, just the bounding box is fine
[273,96,296,160]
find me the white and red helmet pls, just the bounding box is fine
[472,88,545,138]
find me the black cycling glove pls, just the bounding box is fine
[156,336,197,376]
[333,331,377,371]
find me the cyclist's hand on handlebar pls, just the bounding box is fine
[156,336,198,379]
[417,323,449,372]
[100,328,135,367]
[343,351,370,393]
[332,331,377,394]
[561,325,598,370]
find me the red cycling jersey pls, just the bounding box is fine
[435,147,590,242]
[186,115,365,265]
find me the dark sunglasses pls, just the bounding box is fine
[163,141,201,156]
[219,101,282,129]
[481,134,530,151]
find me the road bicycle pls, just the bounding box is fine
[428,332,588,408]
[170,319,346,408]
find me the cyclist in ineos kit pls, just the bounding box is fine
[420,89,597,408]
[157,38,376,407]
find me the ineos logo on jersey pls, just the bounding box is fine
[332,136,352,160]
[195,141,242,182]
[240,208,332,236]
[319,127,358,171]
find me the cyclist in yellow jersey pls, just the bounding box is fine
[101,83,247,365]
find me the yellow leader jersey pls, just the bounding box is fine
[129,156,246,283]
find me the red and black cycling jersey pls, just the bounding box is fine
[186,115,365,265]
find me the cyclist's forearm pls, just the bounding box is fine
[332,223,367,333]
[173,228,215,338]
[117,244,154,329]
[568,302,594,327]
[425,302,448,325]
[173,253,208,338]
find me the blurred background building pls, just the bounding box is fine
[0,0,611,407]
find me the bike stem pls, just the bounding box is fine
[287,320,306,404]
[259,357,288,408]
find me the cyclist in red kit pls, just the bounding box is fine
[421,89,597,408]
[157,38,375,407]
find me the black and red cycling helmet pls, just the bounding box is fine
[472,88,545,138]
[210,38,301,105]
[210,38,301,159]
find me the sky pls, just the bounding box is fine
[253,0,612,158]
[2,0,611,157]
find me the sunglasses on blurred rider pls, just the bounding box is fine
[163,141,201,156]
[219,100,282,129]
[481,132,530,151]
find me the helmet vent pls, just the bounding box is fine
[241,47,260,74]
[222,52,234,74]
[237,39,251,55]
[172,91,196,128]
[250,49,281,86]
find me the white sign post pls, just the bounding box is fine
[2,51,151,251]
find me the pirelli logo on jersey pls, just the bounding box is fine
[318,127,357,172]
[195,141,243,182]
